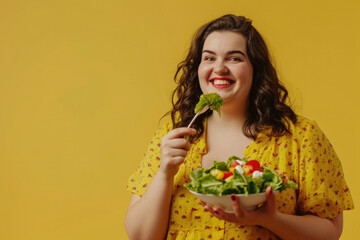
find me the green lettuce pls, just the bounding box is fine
[184,156,298,196]
[194,93,224,116]
[205,161,228,173]
[186,169,224,196]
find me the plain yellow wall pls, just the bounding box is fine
[0,0,359,239]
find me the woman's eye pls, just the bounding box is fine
[229,57,242,62]
[203,56,215,61]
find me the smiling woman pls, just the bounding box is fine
[198,31,253,112]
[124,14,354,240]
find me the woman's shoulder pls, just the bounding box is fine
[260,115,322,142]
[288,115,319,133]
[285,115,327,143]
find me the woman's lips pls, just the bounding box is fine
[210,78,234,89]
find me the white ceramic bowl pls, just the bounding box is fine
[189,190,277,212]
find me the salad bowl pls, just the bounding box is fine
[189,190,278,212]
[185,156,297,213]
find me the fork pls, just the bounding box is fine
[187,104,210,128]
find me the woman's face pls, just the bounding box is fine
[198,31,253,108]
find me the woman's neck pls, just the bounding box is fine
[208,102,248,129]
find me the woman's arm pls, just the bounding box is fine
[124,127,196,240]
[202,187,343,240]
[125,171,175,240]
[265,211,343,240]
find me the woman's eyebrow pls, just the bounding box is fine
[202,50,216,55]
[202,50,246,57]
[228,50,246,57]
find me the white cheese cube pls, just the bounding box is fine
[235,165,244,175]
[252,170,263,178]
[236,160,246,165]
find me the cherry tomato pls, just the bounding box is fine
[230,161,240,168]
[245,160,260,169]
[222,171,233,179]
[243,160,263,174]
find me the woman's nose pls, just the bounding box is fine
[214,60,228,75]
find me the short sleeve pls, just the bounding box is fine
[126,123,172,197]
[297,120,354,219]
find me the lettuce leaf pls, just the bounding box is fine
[194,93,224,116]
[185,169,224,196]
[285,180,298,190]
[205,161,228,173]
[248,181,260,194]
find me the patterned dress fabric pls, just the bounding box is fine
[127,116,354,240]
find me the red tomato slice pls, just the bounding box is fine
[230,161,240,168]
[245,160,261,169]
[222,171,233,179]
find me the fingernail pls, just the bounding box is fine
[231,195,236,201]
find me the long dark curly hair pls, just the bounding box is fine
[164,14,297,142]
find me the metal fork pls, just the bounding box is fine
[187,104,210,128]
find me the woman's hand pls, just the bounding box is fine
[160,127,196,177]
[200,186,278,226]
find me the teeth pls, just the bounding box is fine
[213,80,232,85]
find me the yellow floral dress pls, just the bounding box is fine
[127,116,354,240]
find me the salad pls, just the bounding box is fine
[194,93,224,116]
[185,156,298,196]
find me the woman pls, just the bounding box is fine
[125,14,354,240]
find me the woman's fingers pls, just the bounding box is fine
[200,204,235,222]
[161,128,195,151]
[204,205,219,217]
[162,138,191,150]
[159,127,196,175]
[164,127,196,140]
[231,194,245,218]
[199,190,278,226]
[161,141,190,160]
[265,186,276,209]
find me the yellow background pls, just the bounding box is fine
[1,0,359,239]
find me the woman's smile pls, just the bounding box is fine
[210,77,235,89]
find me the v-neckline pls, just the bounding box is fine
[196,118,260,168]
